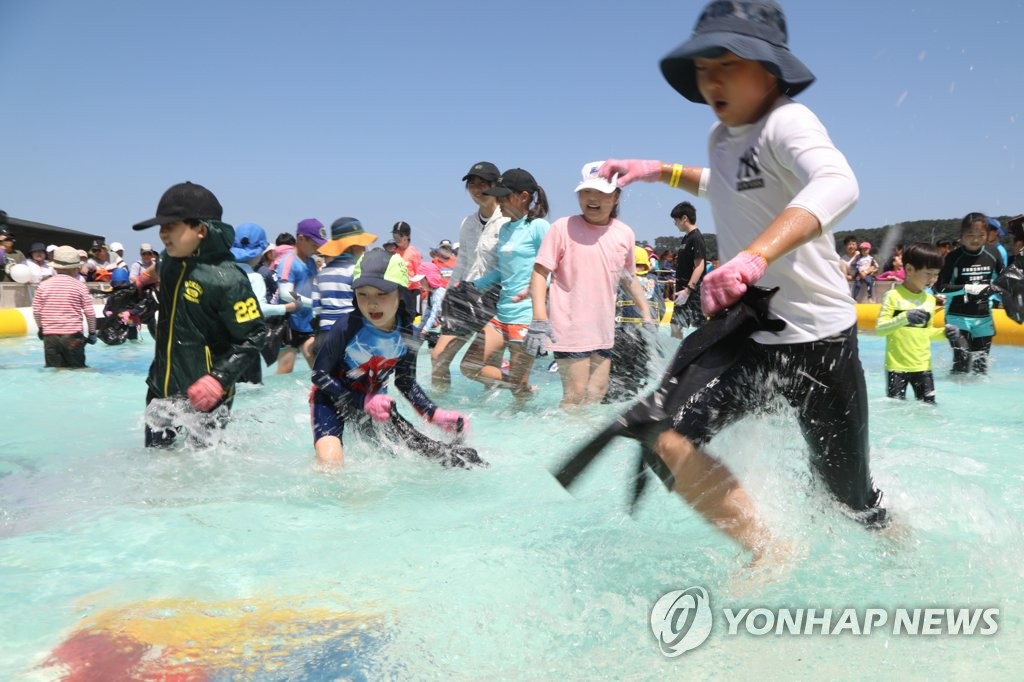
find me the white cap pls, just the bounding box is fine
[46,244,57,253]
[575,161,618,194]
[110,241,124,252]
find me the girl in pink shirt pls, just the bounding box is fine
[526,162,656,408]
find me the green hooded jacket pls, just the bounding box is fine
[147,220,267,399]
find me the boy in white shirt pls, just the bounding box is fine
[601,0,887,558]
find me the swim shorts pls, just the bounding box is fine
[553,348,613,360]
[487,318,529,343]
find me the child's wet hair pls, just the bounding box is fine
[902,242,944,270]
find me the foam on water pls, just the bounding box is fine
[1,332,1022,679]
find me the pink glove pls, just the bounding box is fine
[187,374,224,412]
[598,159,662,188]
[430,408,469,435]
[701,251,768,316]
[363,393,394,422]
[118,310,132,324]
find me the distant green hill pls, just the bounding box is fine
[650,216,1017,260]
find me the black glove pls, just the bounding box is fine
[944,325,968,350]
[904,308,929,326]
[86,333,97,345]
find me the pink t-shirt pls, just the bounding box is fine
[535,215,636,352]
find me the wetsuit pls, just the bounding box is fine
[937,245,1001,374]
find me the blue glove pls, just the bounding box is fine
[86,333,97,345]
[904,308,929,326]
[524,320,556,358]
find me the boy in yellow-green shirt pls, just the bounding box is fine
[875,242,958,403]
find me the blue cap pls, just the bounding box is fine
[231,223,271,262]
[111,268,130,286]
[987,217,1005,236]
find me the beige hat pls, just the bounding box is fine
[51,245,81,268]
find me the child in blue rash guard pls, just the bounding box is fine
[936,212,1003,374]
[310,248,470,469]
[874,243,951,403]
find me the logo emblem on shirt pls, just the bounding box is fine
[183,280,203,303]
[736,146,765,191]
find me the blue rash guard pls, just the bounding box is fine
[310,307,437,442]
[472,216,551,324]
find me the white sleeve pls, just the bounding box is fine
[771,105,858,229]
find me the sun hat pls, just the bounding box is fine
[461,161,500,183]
[351,248,410,293]
[46,244,57,253]
[140,242,157,254]
[575,161,619,194]
[231,223,271,262]
[296,218,327,246]
[29,242,47,254]
[318,217,378,257]
[859,241,871,250]
[483,168,539,198]
[133,181,223,230]
[659,0,815,104]
[110,241,124,252]
[77,249,88,259]
[634,245,651,275]
[51,245,81,268]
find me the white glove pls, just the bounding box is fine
[674,288,690,306]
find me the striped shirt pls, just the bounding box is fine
[313,252,357,332]
[32,273,96,335]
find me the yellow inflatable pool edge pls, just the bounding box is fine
[856,303,1024,346]
[0,305,105,339]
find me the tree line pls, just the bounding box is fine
[651,216,1018,258]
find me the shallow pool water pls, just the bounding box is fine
[1,331,1022,680]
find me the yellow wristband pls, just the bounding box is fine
[668,163,684,188]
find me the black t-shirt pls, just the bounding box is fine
[675,229,707,288]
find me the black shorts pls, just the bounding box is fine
[286,329,314,349]
[670,325,882,515]
[439,283,500,337]
[553,348,613,360]
[43,333,87,369]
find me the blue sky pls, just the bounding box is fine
[2,1,1022,254]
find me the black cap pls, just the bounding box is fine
[392,221,412,236]
[461,161,499,183]
[132,181,223,230]
[483,168,538,198]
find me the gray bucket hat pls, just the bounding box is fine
[659,0,815,104]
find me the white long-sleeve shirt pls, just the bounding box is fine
[699,97,859,344]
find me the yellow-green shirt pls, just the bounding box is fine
[875,284,947,372]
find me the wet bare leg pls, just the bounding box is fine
[431,334,468,390]
[654,430,769,558]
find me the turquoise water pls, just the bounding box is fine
[1,331,1022,680]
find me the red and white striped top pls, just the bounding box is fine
[31,274,97,336]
